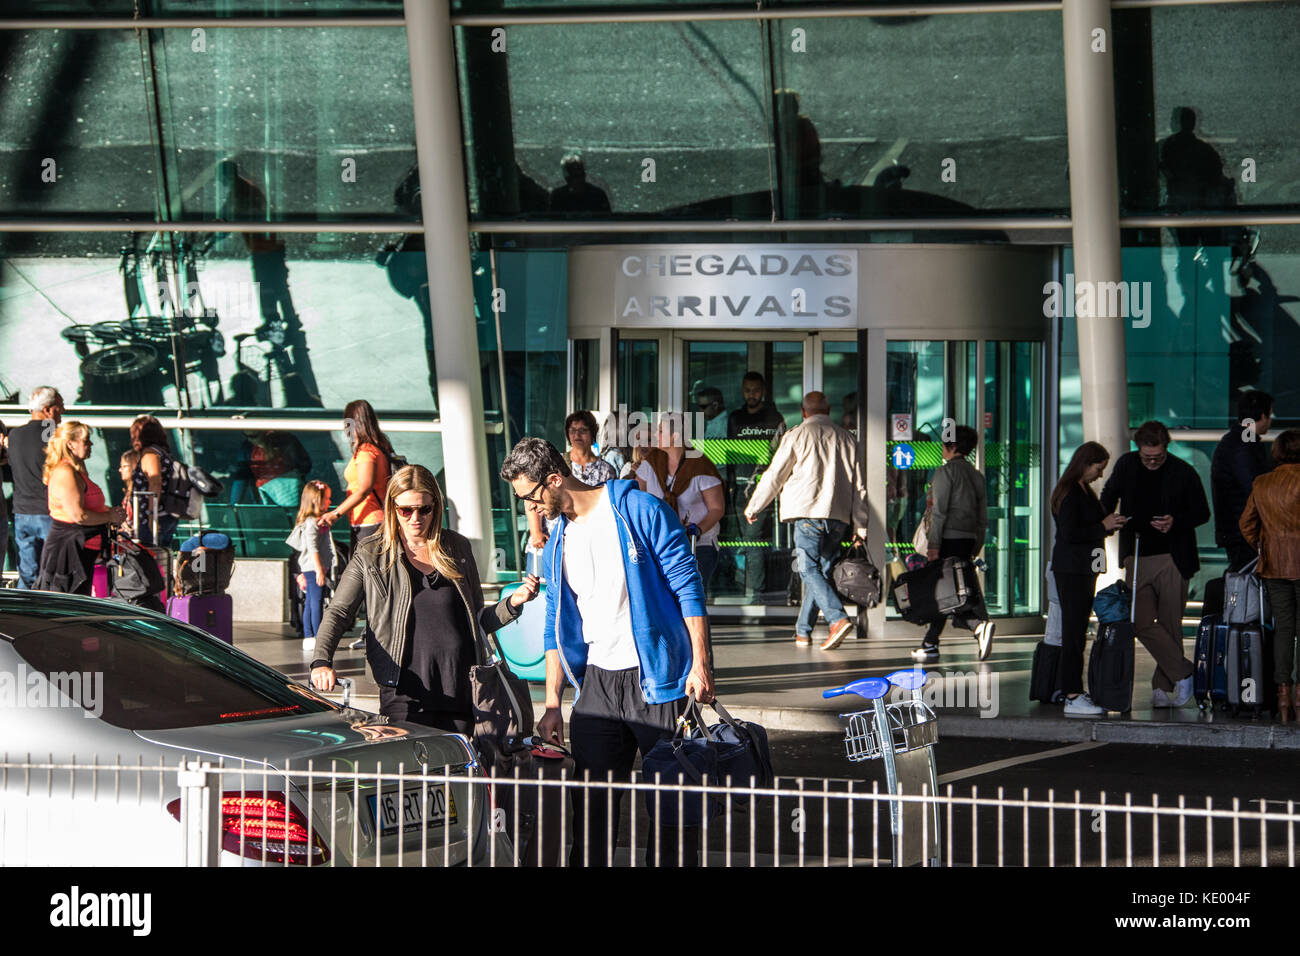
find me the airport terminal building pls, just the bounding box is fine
[1,0,1296,635]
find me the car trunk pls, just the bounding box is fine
[135,711,491,867]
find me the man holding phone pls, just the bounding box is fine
[1100,421,1211,707]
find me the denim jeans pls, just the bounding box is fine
[302,570,324,639]
[792,518,848,637]
[13,513,52,590]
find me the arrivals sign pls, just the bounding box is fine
[614,246,858,329]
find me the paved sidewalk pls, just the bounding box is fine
[238,619,1300,752]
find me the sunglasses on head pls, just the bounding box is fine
[396,505,434,518]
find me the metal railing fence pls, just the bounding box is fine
[2,755,1297,868]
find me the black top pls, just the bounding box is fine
[8,420,49,515]
[1050,483,1107,574]
[728,403,787,496]
[1210,427,1273,549]
[1099,451,1211,579]
[380,555,476,719]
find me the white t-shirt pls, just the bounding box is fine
[561,487,639,670]
[636,461,723,547]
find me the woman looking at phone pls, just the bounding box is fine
[1050,441,1126,716]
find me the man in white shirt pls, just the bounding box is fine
[745,391,869,650]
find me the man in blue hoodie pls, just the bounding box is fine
[501,436,713,866]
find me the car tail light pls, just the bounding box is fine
[167,790,330,865]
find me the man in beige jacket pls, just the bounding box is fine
[745,392,869,650]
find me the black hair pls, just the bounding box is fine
[1237,390,1274,425]
[500,436,569,484]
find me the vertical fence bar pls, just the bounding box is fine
[797,777,806,868]
[872,780,879,868]
[442,765,451,869]
[701,775,711,869]
[1202,799,1214,869]
[1259,798,1267,869]
[306,760,315,869]
[725,775,734,868]
[847,780,855,868]
[559,767,569,869]
[421,764,431,868]
[1022,788,1029,868]
[1289,800,1295,868]
[1099,790,1107,868]
[177,761,220,867]
[772,776,781,869]
[1124,792,1132,868]
[996,787,1004,868]
[922,783,930,868]
[1151,793,1159,867]
[1048,789,1055,868]
[262,762,270,866]
[1074,789,1081,868]
[352,769,361,866]
[465,762,476,869]
[946,785,954,868]
[971,785,979,869]
[822,778,830,868]
[1178,794,1186,869]
[1232,797,1241,867]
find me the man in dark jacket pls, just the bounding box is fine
[1211,390,1273,571]
[1100,421,1211,708]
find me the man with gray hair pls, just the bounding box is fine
[9,387,64,589]
[744,391,869,650]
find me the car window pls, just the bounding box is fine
[11,614,335,730]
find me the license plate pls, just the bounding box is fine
[367,785,457,835]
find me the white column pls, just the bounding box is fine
[404,0,497,574]
[1063,0,1130,467]
[1063,0,1129,579]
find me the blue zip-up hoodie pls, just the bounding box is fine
[542,479,707,704]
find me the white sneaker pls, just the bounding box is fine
[975,621,995,661]
[1064,694,1106,716]
[1172,674,1195,707]
[1151,687,1174,708]
[302,637,316,651]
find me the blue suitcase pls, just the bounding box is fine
[1194,614,1230,710]
[494,551,547,681]
[168,594,234,645]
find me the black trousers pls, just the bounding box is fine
[1054,569,1098,697]
[922,538,984,645]
[568,664,699,867]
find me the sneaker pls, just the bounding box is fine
[911,644,939,663]
[1172,674,1195,707]
[1151,687,1174,708]
[1064,693,1106,716]
[820,618,854,651]
[975,620,995,661]
[301,637,316,651]
[794,633,812,647]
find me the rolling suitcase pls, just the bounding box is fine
[1029,641,1062,704]
[1225,624,1269,717]
[1087,538,1138,713]
[168,593,234,644]
[1193,613,1230,710]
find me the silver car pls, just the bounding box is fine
[0,590,508,866]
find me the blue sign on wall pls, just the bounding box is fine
[891,443,916,469]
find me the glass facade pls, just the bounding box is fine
[0,1,1290,611]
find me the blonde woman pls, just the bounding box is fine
[310,464,539,732]
[36,422,126,594]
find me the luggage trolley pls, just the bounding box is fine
[824,669,941,866]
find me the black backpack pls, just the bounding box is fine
[832,541,883,609]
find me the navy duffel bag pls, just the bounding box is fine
[641,696,773,827]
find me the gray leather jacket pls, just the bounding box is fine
[312,528,519,687]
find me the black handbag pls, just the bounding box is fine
[831,540,883,609]
[641,696,773,827]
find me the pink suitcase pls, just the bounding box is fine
[92,564,110,598]
[168,594,234,644]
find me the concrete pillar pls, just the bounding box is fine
[1063,0,1130,516]
[404,0,497,575]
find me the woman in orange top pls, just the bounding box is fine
[319,399,395,552]
[36,422,125,594]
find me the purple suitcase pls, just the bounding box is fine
[168,594,234,644]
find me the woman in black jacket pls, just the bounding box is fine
[1051,442,1127,716]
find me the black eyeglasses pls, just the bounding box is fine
[515,478,549,504]
[396,505,433,519]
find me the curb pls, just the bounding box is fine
[330,693,1300,752]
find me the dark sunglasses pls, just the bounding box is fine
[515,478,550,504]
[396,505,434,518]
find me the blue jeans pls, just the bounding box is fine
[695,544,718,598]
[14,513,52,590]
[302,571,324,639]
[793,518,848,637]
[137,513,179,549]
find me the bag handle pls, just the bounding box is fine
[674,692,716,743]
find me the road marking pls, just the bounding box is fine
[863,137,909,186]
[937,741,1106,785]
